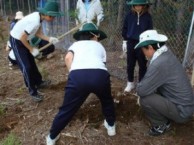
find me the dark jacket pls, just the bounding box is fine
[122,11,153,41]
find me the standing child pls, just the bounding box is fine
[9,1,63,102]
[122,0,153,93]
[46,23,116,145]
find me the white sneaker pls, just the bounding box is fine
[46,134,60,145]
[124,82,134,93]
[104,120,116,136]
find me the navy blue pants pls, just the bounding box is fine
[38,39,55,56]
[127,39,147,82]
[10,36,42,96]
[49,69,116,139]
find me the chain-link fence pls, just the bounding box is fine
[1,0,194,81]
[99,0,194,81]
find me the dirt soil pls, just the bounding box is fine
[1,21,194,145]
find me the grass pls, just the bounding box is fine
[0,104,5,116]
[0,133,21,145]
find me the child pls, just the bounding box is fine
[9,1,63,102]
[46,23,116,145]
[122,0,153,93]
[6,11,24,68]
[29,36,55,59]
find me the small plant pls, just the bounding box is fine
[0,104,5,116]
[0,133,21,145]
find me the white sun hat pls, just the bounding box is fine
[135,30,168,49]
[15,11,24,20]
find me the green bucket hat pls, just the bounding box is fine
[37,1,64,17]
[127,0,152,5]
[135,30,168,49]
[73,23,107,41]
[29,37,42,47]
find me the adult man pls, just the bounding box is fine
[9,1,63,102]
[75,0,104,27]
[135,30,194,136]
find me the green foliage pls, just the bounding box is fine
[0,133,21,145]
[0,104,5,116]
[69,9,78,19]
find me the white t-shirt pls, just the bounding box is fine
[10,12,41,40]
[68,40,107,71]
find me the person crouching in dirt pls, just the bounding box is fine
[9,1,63,102]
[135,30,194,136]
[6,11,24,68]
[46,23,116,145]
[30,36,55,59]
[8,36,56,69]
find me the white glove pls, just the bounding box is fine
[49,37,59,44]
[97,20,100,27]
[9,49,16,60]
[97,14,104,27]
[122,40,127,53]
[31,48,39,57]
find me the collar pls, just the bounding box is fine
[39,12,42,23]
[150,45,168,64]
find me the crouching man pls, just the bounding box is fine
[135,30,194,136]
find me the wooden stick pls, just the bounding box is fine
[39,23,83,52]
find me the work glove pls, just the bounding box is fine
[122,40,127,53]
[31,47,39,57]
[9,49,16,60]
[49,37,59,44]
[97,14,104,27]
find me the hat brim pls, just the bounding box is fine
[37,8,64,16]
[73,30,107,41]
[135,40,159,48]
[135,34,168,48]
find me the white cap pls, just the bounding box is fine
[15,11,24,20]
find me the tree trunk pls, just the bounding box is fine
[116,0,125,30]
[17,0,19,11]
[28,0,31,13]
[9,0,12,15]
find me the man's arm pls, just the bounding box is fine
[137,65,165,97]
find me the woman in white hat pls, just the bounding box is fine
[46,23,116,145]
[9,1,63,102]
[135,30,194,136]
